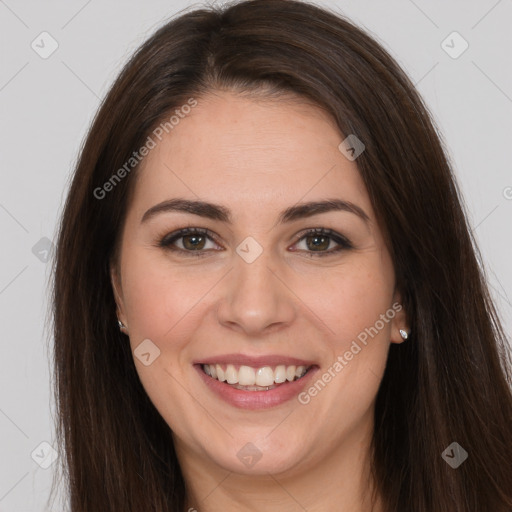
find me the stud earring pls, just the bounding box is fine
[118,319,128,333]
[399,329,409,341]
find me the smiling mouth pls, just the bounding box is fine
[201,363,313,391]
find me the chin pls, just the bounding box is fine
[204,434,308,476]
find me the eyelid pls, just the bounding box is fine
[158,227,221,250]
[157,226,353,256]
[292,227,352,247]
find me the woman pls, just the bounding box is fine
[51,0,512,510]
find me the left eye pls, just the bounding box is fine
[292,228,352,255]
[158,227,352,257]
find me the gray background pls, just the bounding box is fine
[1,0,511,510]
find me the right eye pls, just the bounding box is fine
[158,227,223,257]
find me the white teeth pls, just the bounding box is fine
[225,364,237,384]
[286,365,296,381]
[216,364,226,382]
[255,366,274,387]
[238,365,256,386]
[203,363,310,386]
[274,365,287,383]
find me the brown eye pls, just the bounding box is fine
[159,227,221,257]
[158,227,352,258]
[181,233,207,250]
[292,228,352,256]
[305,233,331,251]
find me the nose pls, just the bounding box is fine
[215,248,297,336]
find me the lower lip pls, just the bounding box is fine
[194,364,318,410]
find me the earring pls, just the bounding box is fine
[399,329,409,341]
[118,319,128,332]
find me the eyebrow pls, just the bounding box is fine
[140,198,371,226]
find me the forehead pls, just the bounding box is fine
[129,91,373,224]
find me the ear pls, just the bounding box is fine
[110,262,127,327]
[390,288,410,344]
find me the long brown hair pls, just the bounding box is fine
[51,1,512,510]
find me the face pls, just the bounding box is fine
[111,90,408,478]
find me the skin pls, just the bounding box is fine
[111,90,409,512]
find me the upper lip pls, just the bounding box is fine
[195,354,317,368]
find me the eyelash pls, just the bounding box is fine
[157,227,353,258]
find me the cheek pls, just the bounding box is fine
[121,249,211,343]
[123,244,395,354]
[120,251,209,427]
[314,257,395,350]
